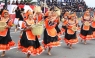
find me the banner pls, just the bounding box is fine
[7,5,35,14]
[7,5,35,20]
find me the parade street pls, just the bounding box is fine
[0,22,95,58]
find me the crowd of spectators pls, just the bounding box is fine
[44,0,88,12]
[7,0,88,13]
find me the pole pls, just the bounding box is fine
[5,0,7,9]
[44,0,46,14]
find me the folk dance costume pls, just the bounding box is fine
[0,10,15,56]
[34,12,44,23]
[33,12,44,39]
[44,9,51,19]
[18,11,44,58]
[42,13,61,55]
[91,13,95,39]
[61,12,70,33]
[55,17,62,40]
[63,14,78,49]
[79,11,93,44]
[44,8,54,19]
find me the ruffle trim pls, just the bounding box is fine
[79,34,93,40]
[61,28,65,33]
[42,41,61,48]
[92,32,95,38]
[0,41,15,51]
[18,41,44,56]
[64,38,78,44]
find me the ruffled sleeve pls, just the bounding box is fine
[62,20,68,26]
[45,11,49,16]
[21,21,26,29]
[8,19,13,27]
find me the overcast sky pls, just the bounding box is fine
[84,0,95,7]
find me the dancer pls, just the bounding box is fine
[33,10,44,23]
[42,11,61,55]
[61,11,70,33]
[91,12,95,39]
[12,7,21,32]
[54,9,62,40]
[0,10,15,56]
[18,10,44,58]
[79,10,93,44]
[18,8,25,38]
[63,13,79,49]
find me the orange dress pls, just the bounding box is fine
[79,17,93,40]
[34,13,43,23]
[64,19,78,44]
[55,17,62,40]
[61,19,68,33]
[44,11,50,19]
[18,20,44,56]
[0,19,15,51]
[91,19,95,38]
[42,18,61,48]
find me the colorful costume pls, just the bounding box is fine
[64,19,78,45]
[42,18,61,48]
[80,16,93,40]
[18,11,44,56]
[0,10,15,51]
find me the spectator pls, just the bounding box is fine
[7,1,10,5]
[12,0,15,5]
[16,0,19,5]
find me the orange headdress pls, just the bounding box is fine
[1,10,9,17]
[25,10,33,20]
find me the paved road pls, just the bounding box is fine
[0,21,95,58]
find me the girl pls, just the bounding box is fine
[80,10,93,44]
[43,11,61,55]
[91,12,95,39]
[18,11,44,58]
[61,11,70,33]
[0,10,15,56]
[63,13,79,49]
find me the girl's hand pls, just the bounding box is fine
[5,25,10,28]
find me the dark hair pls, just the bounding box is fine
[21,8,24,11]
[17,7,19,10]
[50,7,54,11]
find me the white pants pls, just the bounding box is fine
[18,21,23,31]
[14,18,19,25]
